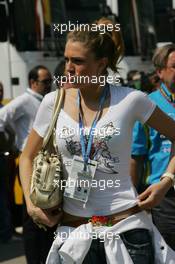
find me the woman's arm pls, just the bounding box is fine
[137,106,175,209]
[137,163,174,209]
[19,129,43,208]
[19,129,61,227]
[146,106,175,141]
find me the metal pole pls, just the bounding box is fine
[4,0,13,98]
[131,0,141,54]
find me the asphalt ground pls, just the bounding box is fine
[0,237,26,264]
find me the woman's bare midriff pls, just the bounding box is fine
[61,204,141,226]
[62,211,88,224]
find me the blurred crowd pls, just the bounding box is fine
[125,69,160,93]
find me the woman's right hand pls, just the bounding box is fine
[27,202,62,227]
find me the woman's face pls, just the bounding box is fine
[63,40,107,89]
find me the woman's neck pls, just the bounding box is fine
[81,84,104,103]
[66,84,106,105]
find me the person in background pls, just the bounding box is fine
[140,71,160,94]
[147,71,160,92]
[127,70,160,94]
[126,70,142,90]
[0,65,54,263]
[131,44,175,250]
[0,66,52,152]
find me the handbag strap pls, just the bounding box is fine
[43,88,65,148]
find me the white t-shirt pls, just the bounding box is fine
[0,88,43,151]
[33,85,156,217]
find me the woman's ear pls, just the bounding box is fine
[98,57,108,75]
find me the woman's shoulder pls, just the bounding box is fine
[33,90,58,138]
[110,84,147,101]
[43,90,57,102]
[42,90,57,110]
[110,84,155,122]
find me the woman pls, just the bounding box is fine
[20,18,175,263]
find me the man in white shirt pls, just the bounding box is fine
[0,65,55,264]
[0,65,52,151]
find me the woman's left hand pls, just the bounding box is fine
[137,177,172,209]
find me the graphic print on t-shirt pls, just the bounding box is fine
[60,122,120,174]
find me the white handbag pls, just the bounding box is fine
[30,88,65,209]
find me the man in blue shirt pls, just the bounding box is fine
[131,44,175,250]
